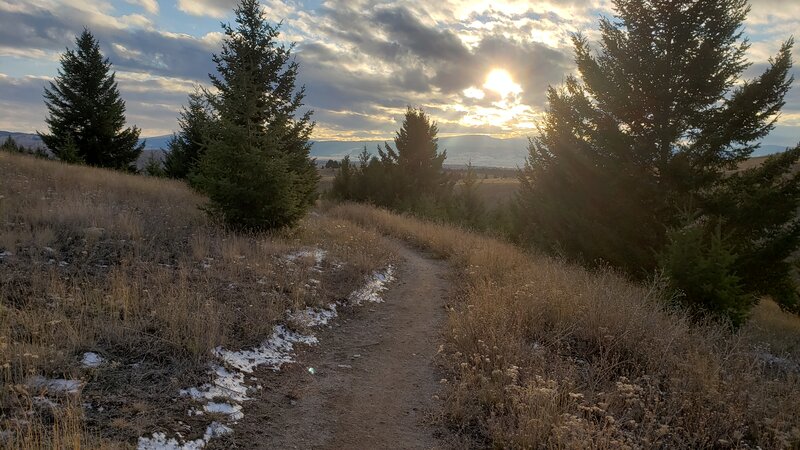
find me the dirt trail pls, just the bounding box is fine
[228,241,454,449]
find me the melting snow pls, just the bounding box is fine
[138,422,232,450]
[213,325,318,374]
[181,365,249,402]
[138,255,398,450]
[350,266,396,304]
[81,352,103,368]
[204,402,243,421]
[285,248,327,271]
[290,304,338,327]
[28,376,81,394]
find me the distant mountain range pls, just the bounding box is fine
[1,130,792,169]
[309,135,531,168]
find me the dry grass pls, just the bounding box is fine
[0,152,392,448]
[329,202,800,449]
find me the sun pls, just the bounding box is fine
[483,68,522,98]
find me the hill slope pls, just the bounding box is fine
[0,151,396,448]
[2,152,799,448]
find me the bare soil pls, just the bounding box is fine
[214,240,457,449]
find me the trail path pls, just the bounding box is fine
[226,241,455,449]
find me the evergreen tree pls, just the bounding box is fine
[193,0,317,230]
[457,161,485,228]
[380,107,449,204]
[517,0,797,319]
[1,136,22,153]
[164,88,213,180]
[143,153,166,177]
[330,155,354,200]
[703,145,800,313]
[39,29,143,171]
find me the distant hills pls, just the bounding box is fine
[1,130,792,169]
[309,135,530,168]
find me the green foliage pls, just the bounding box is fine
[660,218,752,326]
[331,108,452,213]
[57,134,83,164]
[453,161,486,229]
[164,88,213,180]
[379,107,451,205]
[2,136,52,159]
[39,29,143,171]
[517,0,797,319]
[1,136,22,153]
[192,0,317,230]
[143,153,166,177]
[329,155,355,200]
[705,145,800,313]
[324,159,341,169]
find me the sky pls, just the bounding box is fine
[0,0,798,144]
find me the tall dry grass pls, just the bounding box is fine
[0,153,392,448]
[329,202,800,448]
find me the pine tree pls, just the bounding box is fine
[517,0,797,319]
[164,88,213,180]
[380,107,449,204]
[39,29,143,171]
[193,0,317,230]
[143,153,166,177]
[330,155,354,200]
[1,136,22,153]
[704,145,800,313]
[457,161,485,228]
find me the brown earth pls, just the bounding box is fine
[213,240,459,449]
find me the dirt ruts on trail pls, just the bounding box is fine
[219,240,456,449]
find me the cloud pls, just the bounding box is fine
[0,0,797,144]
[0,1,218,79]
[177,0,236,18]
[125,0,159,15]
[0,71,197,137]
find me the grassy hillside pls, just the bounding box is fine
[330,203,800,448]
[3,153,800,448]
[0,152,393,448]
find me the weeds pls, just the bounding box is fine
[330,202,800,448]
[0,153,391,447]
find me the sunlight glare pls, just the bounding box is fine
[463,86,486,99]
[483,69,522,98]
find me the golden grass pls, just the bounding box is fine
[329,202,800,448]
[0,152,392,448]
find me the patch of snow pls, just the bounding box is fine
[0,250,12,258]
[285,248,327,271]
[758,352,800,373]
[137,422,231,450]
[28,376,81,394]
[290,304,337,327]
[139,259,398,449]
[81,352,103,368]
[204,422,233,440]
[32,396,58,409]
[349,266,395,304]
[204,402,243,421]
[213,325,317,374]
[181,365,249,402]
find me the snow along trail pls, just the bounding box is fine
[234,240,455,449]
[137,247,395,449]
